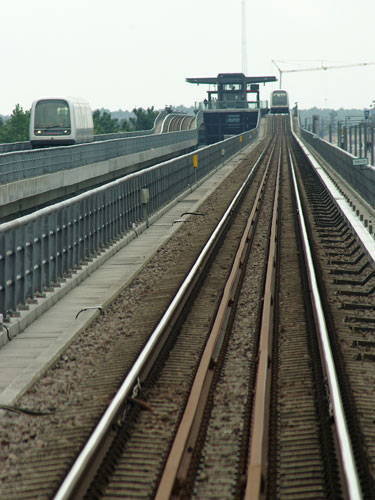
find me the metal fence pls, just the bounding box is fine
[0,131,155,154]
[0,110,170,154]
[300,128,375,206]
[0,129,198,184]
[0,141,31,154]
[0,128,258,320]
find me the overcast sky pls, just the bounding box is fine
[2,0,375,115]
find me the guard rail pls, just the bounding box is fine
[300,128,375,206]
[0,129,198,184]
[0,128,258,322]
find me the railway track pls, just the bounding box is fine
[0,132,269,499]
[54,116,375,498]
[2,116,375,499]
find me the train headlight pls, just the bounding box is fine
[36,130,42,135]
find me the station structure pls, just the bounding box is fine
[186,73,277,144]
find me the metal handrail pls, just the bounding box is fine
[0,129,258,324]
[0,129,198,184]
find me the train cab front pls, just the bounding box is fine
[30,98,75,148]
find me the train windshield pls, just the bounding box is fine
[34,99,71,128]
[272,92,287,105]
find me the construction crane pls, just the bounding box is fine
[272,60,375,88]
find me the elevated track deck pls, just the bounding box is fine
[2,117,375,498]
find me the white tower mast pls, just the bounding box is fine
[241,0,247,75]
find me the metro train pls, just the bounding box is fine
[29,96,94,148]
[270,90,289,114]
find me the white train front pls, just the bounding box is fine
[29,97,94,148]
[270,90,289,114]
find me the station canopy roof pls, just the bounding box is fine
[186,73,277,85]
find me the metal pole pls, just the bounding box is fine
[354,125,358,156]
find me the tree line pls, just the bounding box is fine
[0,105,159,144]
[93,107,158,134]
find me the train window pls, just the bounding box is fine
[272,92,287,105]
[34,99,71,129]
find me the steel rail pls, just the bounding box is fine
[245,143,281,499]
[288,147,363,500]
[154,141,277,500]
[53,146,268,500]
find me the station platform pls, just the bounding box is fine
[0,137,262,407]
